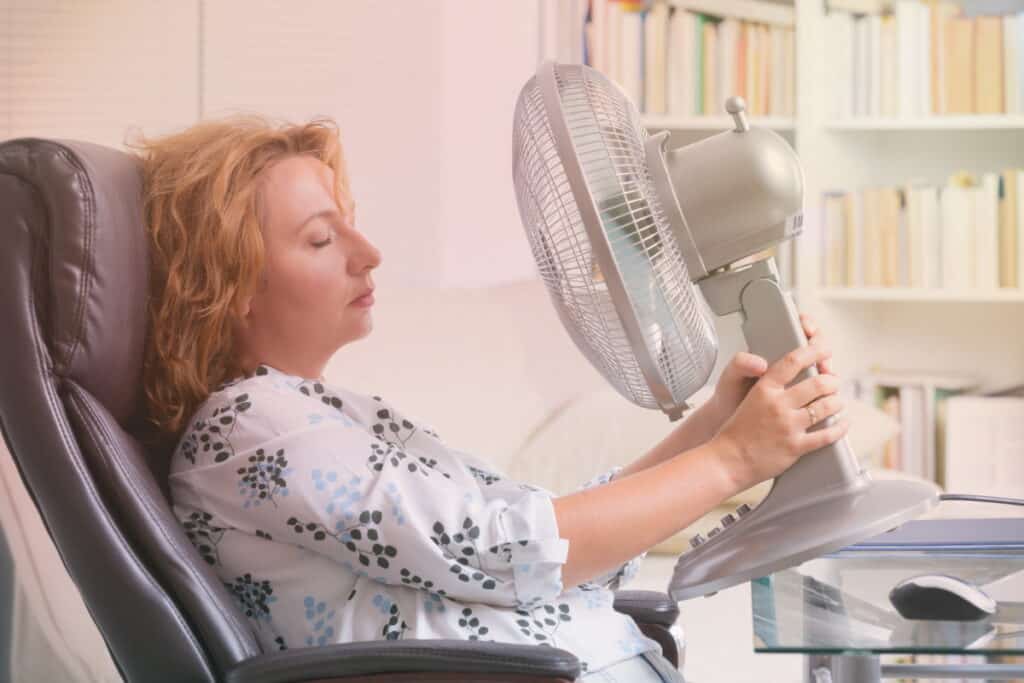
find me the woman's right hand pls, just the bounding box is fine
[712,342,850,493]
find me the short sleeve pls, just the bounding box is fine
[575,465,646,590]
[169,386,569,609]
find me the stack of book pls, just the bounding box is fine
[851,369,978,483]
[824,0,1024,118]
[820,169,1024,290]
[852,368,1024,502]
[583,0,795,116]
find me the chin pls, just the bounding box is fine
[343,319,373,346]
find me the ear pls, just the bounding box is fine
[237,294,253,320]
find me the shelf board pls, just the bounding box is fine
[817,287,1024,302]
[641,114,795,131]
[826,116,1024,131]
[668,0,794,28]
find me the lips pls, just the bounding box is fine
[351,288,375,306]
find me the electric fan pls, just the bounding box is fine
[511,60,939,601]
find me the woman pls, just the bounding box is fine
[132,114,847,682]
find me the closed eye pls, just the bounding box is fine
[312,237,333,248]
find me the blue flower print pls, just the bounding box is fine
[384,482,406,525]
[617,621,653,657]
[575,585,613,610]
[311,470,364,517]
[302,595,337,647]
[307,411,355,428]
[371,592,393,615]
[237,448,294,509]
[423,591,447,615]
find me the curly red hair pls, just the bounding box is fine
[125,113,350,451]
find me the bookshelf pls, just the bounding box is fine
[819,287,1024,302]
[641,113,795,129]
[554,2,1024,675]
[827,115,1024,130]
[620,4,1024,677]
[557,0,1024,487]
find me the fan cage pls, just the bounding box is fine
[512,63,717,411]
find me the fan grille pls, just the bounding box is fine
[512,63,717,412]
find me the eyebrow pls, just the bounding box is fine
[293,201,356,234]
[294,209,341,234]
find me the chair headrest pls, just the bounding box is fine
[0,137,148,424]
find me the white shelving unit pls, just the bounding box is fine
[826,115,1024,130]
[641,113,795,130]
[634,0,1024,400]
[820,287,1024,303]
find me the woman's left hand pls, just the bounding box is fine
[706,312,834,436]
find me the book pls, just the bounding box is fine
[864,187,883,285]
[667,7,694,116]
[929,1,962,115]
[880,186,902,286]
[999,169,1020,288]
[620,8,645,110]
[921,185,941,288]
[975,14,1005,114]
[974,172,1000,290]
[1003,12,1018,115]
[702,16,718,114]
[941,175,972,289]
[644,0,669,115]
[946,15,975,114]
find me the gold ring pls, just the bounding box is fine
[806,404,817,426]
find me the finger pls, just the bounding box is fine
[800,312,817,337]
[785,367,840,408]
[800,417,850,453]
[765,343,832,388]
[731,352,767,377]
[799,394,845,428]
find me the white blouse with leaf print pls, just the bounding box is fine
[168,363,659,676]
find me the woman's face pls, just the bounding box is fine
[236,154,381,379]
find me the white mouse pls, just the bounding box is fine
[889,574,997,621]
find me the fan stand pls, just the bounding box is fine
[667,255,939,601]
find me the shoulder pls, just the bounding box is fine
[170,372,330,470]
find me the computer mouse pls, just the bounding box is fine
[889,574,997,621]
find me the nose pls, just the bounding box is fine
[347,229,382,273]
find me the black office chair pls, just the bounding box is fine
[0,137,681,682]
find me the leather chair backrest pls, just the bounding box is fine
[0,138,262,682]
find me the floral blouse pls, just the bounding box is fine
[168,363,659,675]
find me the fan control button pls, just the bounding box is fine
[736,503,753,517]
[689,534,706,549]
[720,513,737,527]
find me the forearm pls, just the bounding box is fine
[553,437,740,589]
[616,398,722,479]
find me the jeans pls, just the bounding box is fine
[581,650,685,682]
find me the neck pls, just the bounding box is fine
[238,349,327,382]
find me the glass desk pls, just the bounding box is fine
[752,549,1024,681]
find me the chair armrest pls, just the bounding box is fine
[612,590,679,628]
[224,639,581,683]
[613,590,683,670]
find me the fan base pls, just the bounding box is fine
[668,476,940,601]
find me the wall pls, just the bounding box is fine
[2,0,541,289]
